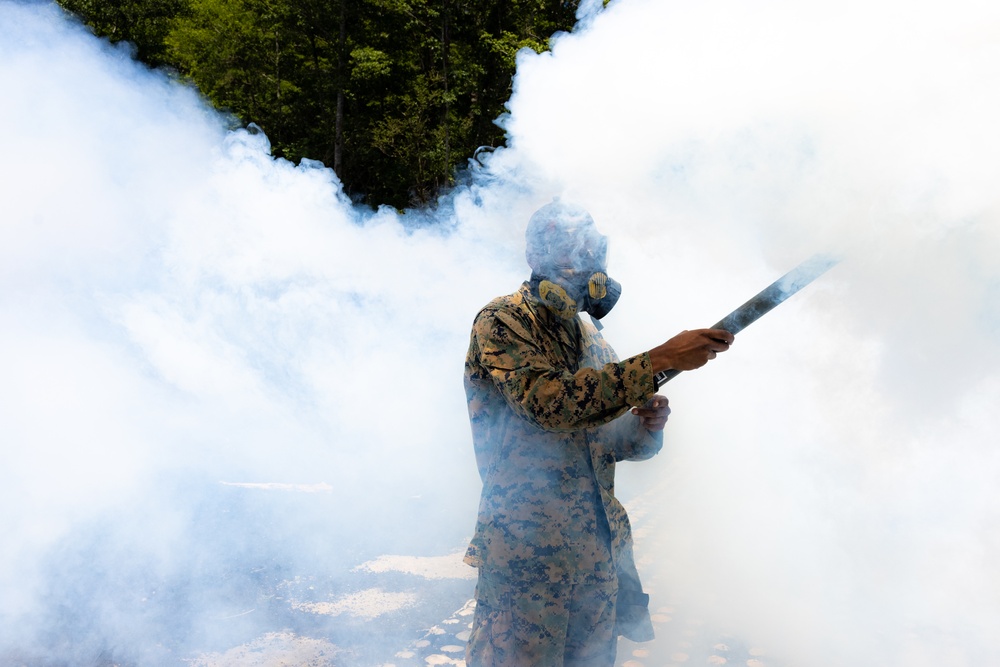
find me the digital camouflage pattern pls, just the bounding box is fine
[466,569,618,666]
[464,282,661,662]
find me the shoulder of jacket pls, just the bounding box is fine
[474,285,532,322]
[579,316,599,338]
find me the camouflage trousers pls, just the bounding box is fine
[465,569,618,667]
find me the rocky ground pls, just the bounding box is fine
[181,481,776,667]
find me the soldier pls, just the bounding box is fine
[463,200,734,666]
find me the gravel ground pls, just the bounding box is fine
[182,479,775,667]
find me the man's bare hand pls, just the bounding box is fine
[648,328,734,373]
[632,395,670,431]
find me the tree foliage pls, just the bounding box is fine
[58,0,187,65]
[58,0,588,208]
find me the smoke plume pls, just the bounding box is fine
[1,0,998,665]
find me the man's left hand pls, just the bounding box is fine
[632,395,670,432]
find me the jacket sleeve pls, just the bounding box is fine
[472,306,657,432]
[601,412,664,462]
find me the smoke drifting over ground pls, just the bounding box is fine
[1,0,998,665]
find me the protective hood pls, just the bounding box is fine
[525,199,622,321]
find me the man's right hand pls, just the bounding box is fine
[648,328,734,373]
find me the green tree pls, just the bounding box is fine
[58,0,188,66]
[57,0,589,208]
[165,0,304,149]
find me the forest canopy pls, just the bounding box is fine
[57,0,593,208]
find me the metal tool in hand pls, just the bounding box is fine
[654,253,840,386]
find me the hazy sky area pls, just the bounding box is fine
[1,0,999,665]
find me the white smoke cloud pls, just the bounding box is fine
[1,0,998,665]
[498,1,999,664]
[510,1,1000,663]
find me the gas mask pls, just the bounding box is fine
[531,270,622,321]
[527,215,622,321]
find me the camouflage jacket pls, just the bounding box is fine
[463,282,661,586]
